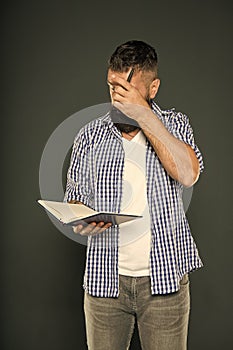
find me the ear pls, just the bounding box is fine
[149,79,160,99]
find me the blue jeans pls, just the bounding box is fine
[84,274,190,350]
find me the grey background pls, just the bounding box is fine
[2,0,233,349]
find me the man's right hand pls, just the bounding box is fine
[72,221,112,236]
[68,200,112,236]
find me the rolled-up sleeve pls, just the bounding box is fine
[168,111,204,173]
[64,129,93,206]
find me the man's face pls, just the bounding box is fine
[107,69,155,104]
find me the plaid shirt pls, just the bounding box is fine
[64,101,204,297]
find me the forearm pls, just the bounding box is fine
[138,109,200,187]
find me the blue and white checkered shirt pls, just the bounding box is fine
[64,101,204,297]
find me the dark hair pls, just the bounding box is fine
[108,40,158,76]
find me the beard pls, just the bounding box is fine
[110,105,140,132]
[110,95,152,134]
[114,122,139,133]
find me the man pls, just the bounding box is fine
[64,40,204,350]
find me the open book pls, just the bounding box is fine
[38,200,142,226]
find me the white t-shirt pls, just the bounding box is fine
[119,130,151,277]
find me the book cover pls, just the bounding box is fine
[38,200,142,226]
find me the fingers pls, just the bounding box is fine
[112,93,125,104]
[97,222,112,234]
[109,74,131,91]
[68,200,83,204]
[113,85,128,97]
[110,83,129,103]
[72,223,85,234]
[72,222,112,236]
[85,222,104,235]
[79,222,112,236]
[109,74,144,105]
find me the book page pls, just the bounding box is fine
[38,200,96,223]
